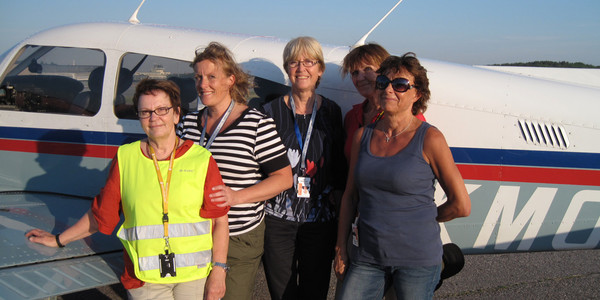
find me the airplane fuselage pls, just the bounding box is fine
[1,22,599,255]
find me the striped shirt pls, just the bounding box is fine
[177,107,289,235]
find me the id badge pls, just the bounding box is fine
[296,176,311,198]
[351,217,359,247]
[159,250,177,277]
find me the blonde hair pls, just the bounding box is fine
[192,42,251,103]
[283,37,325,88]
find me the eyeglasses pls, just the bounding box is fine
[288,60,318,68]
[375,75,417,93]
[137,106,173,119]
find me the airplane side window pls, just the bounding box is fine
[116,53,195,119]
[112,53,290,119]
[0,45,105,116]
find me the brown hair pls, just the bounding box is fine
[341,43,390,78]
[377,52,430,115]
[133,78,181,115]
[193,42,251,104]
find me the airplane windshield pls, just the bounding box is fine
[0,45,106,116]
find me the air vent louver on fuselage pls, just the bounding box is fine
[518,119,569,149]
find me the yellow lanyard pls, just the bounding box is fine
[148,137,178,248]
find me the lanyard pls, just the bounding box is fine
[371,110,384,123]
[148,137,178,249]
[200,100,234,150]
[289,93,318,173]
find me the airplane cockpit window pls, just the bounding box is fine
[116,53,196,119]
[0,45,105,116]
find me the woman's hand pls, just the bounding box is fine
[334,245,348,281]
[25,229,61,248]
[25,209,98,249]
[204,267,226,300]
[209,185,238,207]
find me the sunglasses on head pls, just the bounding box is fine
[375,75,416,93]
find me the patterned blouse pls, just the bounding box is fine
[261,95,346,223]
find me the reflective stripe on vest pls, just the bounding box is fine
[138,250,212,272]
[118,222,211,241]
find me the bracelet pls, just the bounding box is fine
[55,234,65,248]
[212,262,229,273]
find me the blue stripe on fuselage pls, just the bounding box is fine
[0,126,144,146]
[1,126,599,170]
[451,147,600,170]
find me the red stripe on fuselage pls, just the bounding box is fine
[457,164,600,186]
[0,138,117,159]
[2,138,599,186]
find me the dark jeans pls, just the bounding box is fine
[263,215,336,300]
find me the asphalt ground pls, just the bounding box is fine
[59,249,599,300]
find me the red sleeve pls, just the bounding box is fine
[120,251,144,289]
[344,106,361,162]
[91,155,123,235]
[92,155,145,288]
[200,156,229,218]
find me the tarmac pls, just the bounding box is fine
[59,249,599,300]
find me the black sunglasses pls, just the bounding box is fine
[375,75,416,93]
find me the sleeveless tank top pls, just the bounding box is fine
[352,121,442,267]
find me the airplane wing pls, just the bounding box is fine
[0,192,124,300]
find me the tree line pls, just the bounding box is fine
[491,61,599,68]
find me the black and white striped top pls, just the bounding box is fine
[177,107,289,236]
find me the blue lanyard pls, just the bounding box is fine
[200,100,234,150]
[289,93,318,173]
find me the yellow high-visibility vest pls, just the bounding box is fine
[116,141,213,284]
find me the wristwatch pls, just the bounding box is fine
[212,262,229,273]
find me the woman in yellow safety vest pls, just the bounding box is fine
[26,79,230,300]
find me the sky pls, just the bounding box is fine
[0,0,599,66]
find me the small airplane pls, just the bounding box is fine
[1,1,599,299]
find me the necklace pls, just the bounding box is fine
[383,117,413,143]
